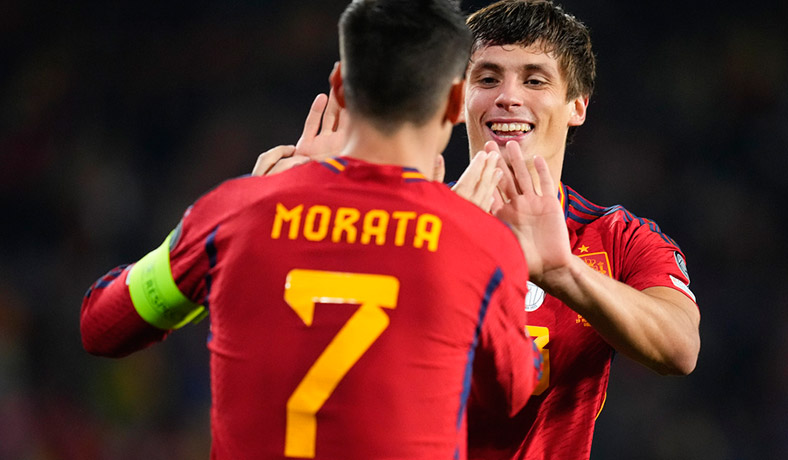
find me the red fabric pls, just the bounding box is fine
[469,183,697,460]
[81,158,541,459]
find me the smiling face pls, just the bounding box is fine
[464,43,588,178]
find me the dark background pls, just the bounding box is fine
[1,0,787,458]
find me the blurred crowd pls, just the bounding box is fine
[1,0,786,458]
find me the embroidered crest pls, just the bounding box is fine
[579,251,613,278]
[525,281,545,312]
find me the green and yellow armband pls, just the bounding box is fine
[127,231,207,330]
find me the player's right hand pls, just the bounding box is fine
[295,65,349,161]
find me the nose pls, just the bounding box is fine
[494,80,523,110]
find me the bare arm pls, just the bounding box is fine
[494,141,700,375]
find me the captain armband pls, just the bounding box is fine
[127,231,208,330]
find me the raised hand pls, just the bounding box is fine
[451,142,503,212]
[493,141,572,284]
[295,78,349,161]
[251,145,310,176]
[251,67,349,177]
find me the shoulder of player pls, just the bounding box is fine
[565,185,678,246]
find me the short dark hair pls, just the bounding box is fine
[467,0,595,101]
[339,0,472,133]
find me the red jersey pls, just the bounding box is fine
[81,157,541,460]
[468,183,697,460]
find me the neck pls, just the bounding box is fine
[340,116,450,180]
[545,150,565,187]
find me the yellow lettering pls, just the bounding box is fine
[414,214,442,252]
[391,211,416,247]
[361,209,389,246]
[304,205,331,241]
[272,204,441,252]
[272,203,303,240]
[332,207,360,243]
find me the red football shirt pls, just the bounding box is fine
[81,157,541,460]
[468,183,697,460]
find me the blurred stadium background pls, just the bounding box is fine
[1,0,786,458]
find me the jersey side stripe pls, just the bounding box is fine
[456,267,504,431]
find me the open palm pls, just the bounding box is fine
[493,141,573,285]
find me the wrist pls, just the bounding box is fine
[537,255,587,303]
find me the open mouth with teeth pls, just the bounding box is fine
[489,122,533,138]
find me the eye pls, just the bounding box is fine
[477,76,499,87]
[525,78,545,87]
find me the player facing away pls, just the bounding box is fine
[80,1,542,459]
[459,1,701,459]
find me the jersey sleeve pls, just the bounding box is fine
[470,255,541,418]
[80,265,171,357]
[80,178,242,357]
[619,221,697,304]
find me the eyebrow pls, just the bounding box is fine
[470,60,555,77]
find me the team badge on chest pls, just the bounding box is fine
[578,251,613,278]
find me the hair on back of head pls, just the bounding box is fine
[339,0,472,134]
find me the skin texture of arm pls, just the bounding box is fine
[493,140,700,376]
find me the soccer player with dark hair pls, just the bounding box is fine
[459,1,701,458]
[80,1,541,458]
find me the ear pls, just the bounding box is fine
[568,95,589,127]
[444,79,465,125]
[329,61,346,108]
[456,80,467,124]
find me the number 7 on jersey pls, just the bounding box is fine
[283,269,400,458]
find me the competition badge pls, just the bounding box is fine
[525,281,545,312]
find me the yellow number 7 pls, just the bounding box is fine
[283,269,400,458]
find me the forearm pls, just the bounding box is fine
[81,231,206,357]
[81,266,170,357]
[541,256,700,375]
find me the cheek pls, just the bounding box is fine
[465,88,491,114]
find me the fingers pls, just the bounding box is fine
[298,93,329,144]
[477,155,503,212]
[500,140,544,197]
[532,155,554,197]
[496,145,520,200]
[323,85,342,132]
[267,155,311,175]
[452,149,502,211]
[251,145,296,176]
[524,156,542,197]
[294,88,348,160]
